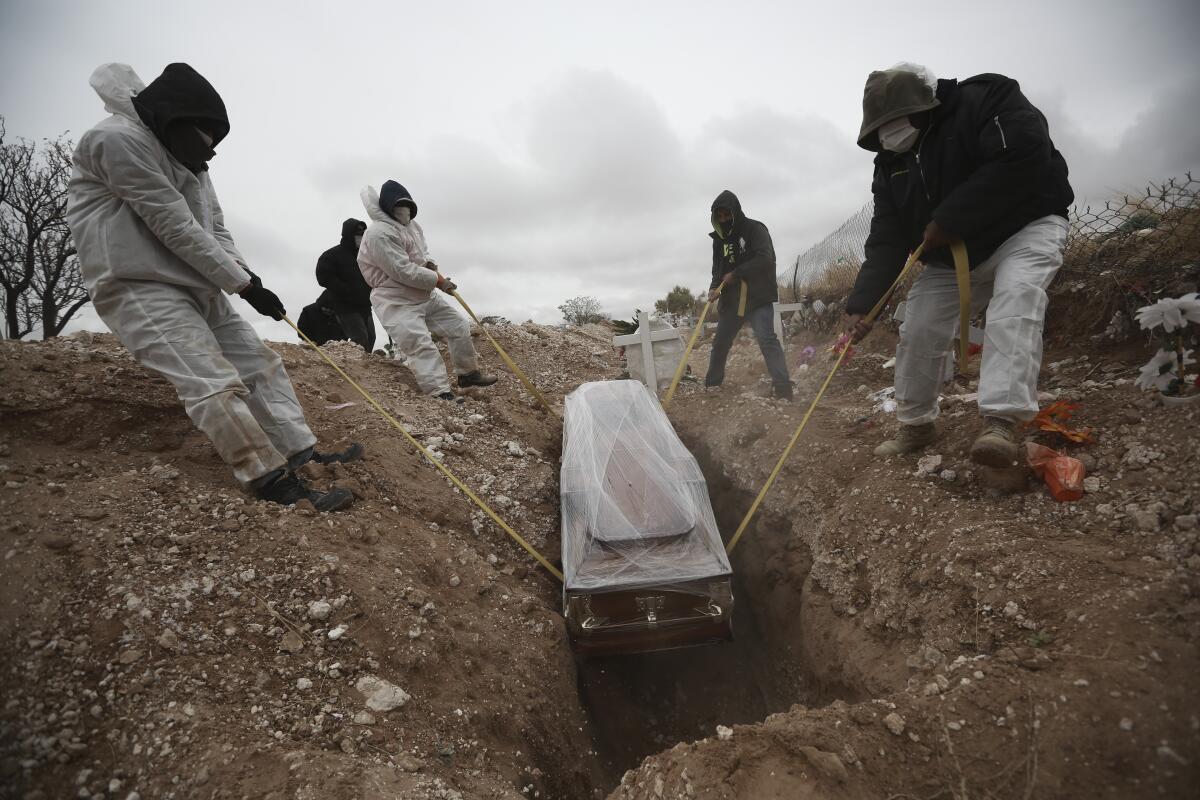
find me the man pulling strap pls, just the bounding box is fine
[66,63,361,510]
[845,63,1074,467]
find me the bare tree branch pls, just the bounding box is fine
[0,117,88,339]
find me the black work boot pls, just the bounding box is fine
[773,382,794,400]
[312,442,365,465]
[255,471,354,512]
[458,370,498,388]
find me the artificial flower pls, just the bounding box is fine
[1136,295,1200,332]
[1135,348,1194,391]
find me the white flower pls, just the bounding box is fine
[1180,293,1200,325]
[1135,348,1195,391]
[1136,294,1200,332]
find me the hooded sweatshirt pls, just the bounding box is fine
[709,190,778,315]
[357,185,439,305]
[65,63,252,296]
[847,72,1074,315]
[132,63,230,173]
[315,218,370,312]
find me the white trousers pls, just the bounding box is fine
[91,279,317,484]
[895,214,1068,425]
[373,292,479,395]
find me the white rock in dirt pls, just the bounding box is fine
[1083,476,1101,493]
[1003,601,1020,618]
[716,725,733,741]
[307,600,332,620]
[503,441,525,457]
[916,454,943,476]
[355,675,411,712]
[157,629,182,651]
[279,631,304,653]
[883,712,906,736]
[327,624,348,640]
[1119,717,1134,731]
[296,678,313,690]
[353,711,376,725]
[1174,515,1197,531]
[448,575,461,587]
[1132,511,1160,532]
[939,469,957,482]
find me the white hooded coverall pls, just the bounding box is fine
[357,186,479,396]
[65,63,316,484]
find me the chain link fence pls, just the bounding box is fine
[780,200,873,301]
[779,173,1200,334]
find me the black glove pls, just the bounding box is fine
[240,285,286,320]
[438,276,457,293]
[244,268,263,288]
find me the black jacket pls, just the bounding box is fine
[847,74,1074,315]
[297,302,345,345]
[709,190,778,314]
[315,218,370,312]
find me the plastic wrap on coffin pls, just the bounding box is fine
[560,380,733,655]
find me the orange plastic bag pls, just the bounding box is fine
[1026,442,1085,502]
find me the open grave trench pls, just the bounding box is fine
[554,431,872,794]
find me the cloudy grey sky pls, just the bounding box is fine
[2,0,1198,340]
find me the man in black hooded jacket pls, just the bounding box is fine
[314,218,375,350]
[845,64,1073,467]
[705,190,792,399]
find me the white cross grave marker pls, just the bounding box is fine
[612,310,689,393]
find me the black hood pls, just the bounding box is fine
[340,217,366,245]
[132,63,229,172]
[858,74,957,152]
[379,180,418,218]
[710,189,744,238]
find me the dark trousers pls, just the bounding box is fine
[336,310,376,352]
[706,303,790,388]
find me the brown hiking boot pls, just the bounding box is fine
[970,416,1020,467]
[874,423,938,457]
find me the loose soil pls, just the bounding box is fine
[1,317,1197,800]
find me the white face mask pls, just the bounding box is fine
[879,117,919,153]
[392,206,412,225]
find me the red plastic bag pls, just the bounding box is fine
[1026,443,1086,502]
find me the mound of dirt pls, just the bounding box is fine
[614,331,1200,798]
[2,316,1197,800]
[0,323,618,800]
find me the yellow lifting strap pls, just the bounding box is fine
[662,283,724,407]
[725,242,934,555]
[450,289,558,417]
[951,240,971,375]
[282,315,565,582]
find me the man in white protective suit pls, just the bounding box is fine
[66,63,362,511]
[358,180,496,402]
[844,64,1074,467]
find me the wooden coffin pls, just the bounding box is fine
[561,381,733,656]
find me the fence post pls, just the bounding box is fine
[773,301,784,342]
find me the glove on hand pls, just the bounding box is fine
[243,268,263,288]
[240,284,286,320]
[436,275,457,293]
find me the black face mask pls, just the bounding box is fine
[164,122,216,173]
